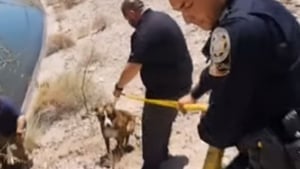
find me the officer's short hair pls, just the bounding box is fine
[121,0,144,15]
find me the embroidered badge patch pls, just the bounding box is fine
[210,27,231,64]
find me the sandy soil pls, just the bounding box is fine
[26,0,300,169]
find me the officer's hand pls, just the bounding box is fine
[113,83,123,98]
[16,115,26,140]
[178,94,196,114]
[113,89,122,98]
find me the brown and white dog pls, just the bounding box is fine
[93,102,136,156]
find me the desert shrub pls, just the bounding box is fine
[76,15,107,39]
[34,70,99,113]
[91,15,107,34]
[77,43,104,68]
[24,39,108,152]
[55,12,66,23]
[76,25,90,40]
[23,105,58,152]
[44,0,59,6]
[46,33,75,56]
[23,68,104,151]
[61,0,83,9]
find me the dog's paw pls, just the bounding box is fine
[98,151,122,168]
[98,155,111,168]
[123,145,134,153]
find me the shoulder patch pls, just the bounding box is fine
[210,27,231,64]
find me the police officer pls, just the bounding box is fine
[180,62,228,106]
[113,0,193,169]
[0,96,28,167]
[171,0,300,168]
[180,54,250,169]
[0,96,26,139]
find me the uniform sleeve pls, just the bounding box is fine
[0,97,20,136]
[191,66,212,99]
[128,31,149,64]
[0,96,20,116]
[198,17,271,148]
[201,37,211,63]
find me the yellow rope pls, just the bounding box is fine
[121,93,208,112]
[202,146,224,169]
[122,93,224,169]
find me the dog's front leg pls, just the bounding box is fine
[104,137,110,154]
[116,137,125,152]
[124,135,129,147]
[104,138,115,169]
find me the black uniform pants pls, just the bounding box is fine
[141,103,177,169]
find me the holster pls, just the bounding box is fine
[285,139,300,169]
[283,110,300,169]
[237,110,300,169]
[238,128,293,169]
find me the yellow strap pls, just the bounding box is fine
[122,94,224,169]
[121,93,208,112]
[202,146,224,169]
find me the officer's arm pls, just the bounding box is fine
[0,97,20,136]
[116,31,147,88]
[0,97,20,117]
[191,66,212,99]
[116,63,142,88]
[198,18,270,148]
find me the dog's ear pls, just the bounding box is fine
[93,101,106,113]
[93,107,99,112]
[105,103,115,113]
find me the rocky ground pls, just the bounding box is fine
[24,0,300,169]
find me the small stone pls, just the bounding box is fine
[98,77,104,82]
[87,65,97,72]
[75,149,83,156]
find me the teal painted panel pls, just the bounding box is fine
[0,0,46,109]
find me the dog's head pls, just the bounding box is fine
[93,102,116,128]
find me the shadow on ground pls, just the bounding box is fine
[160,155,189,169]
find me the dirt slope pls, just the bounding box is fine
[27,0,300,169]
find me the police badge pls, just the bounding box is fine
[210,27,231,64]
[209,27,231,74]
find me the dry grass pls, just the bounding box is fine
[76,15,107,39]
[52,3,65,15]
[32,70,97,113]
[55,12,66,23]
[23,105,58,153]
[46,33,75,56]
[78,44,104,68]
[61,0,83,10]
[23,58,106,152]
[44,0,59,6]
[91,15,107,34]
[76,25,90,40]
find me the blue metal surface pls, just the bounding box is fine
[0,0,46,110]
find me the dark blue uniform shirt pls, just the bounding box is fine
[129,9,193,99]
[191,66,225,104]
[0,96,20,136]
[199,0,300,148]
